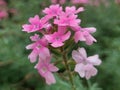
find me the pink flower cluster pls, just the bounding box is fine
[0,0,8,20]
[89,0,109,7]
[51,0,66,4]
[22,4,101,85]
[71,0,89,4]
[72,0,109,7]
[51,0,88,5]
[115,0,120,4]
[50,0,109,7]
[0,0,17,20]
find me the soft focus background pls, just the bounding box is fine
[0,0,120,90]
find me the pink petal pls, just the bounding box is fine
[87,55,102,66]
[28,48,38,63]
[30,34,40,41]
[44,34,53,43]
[76,7,84,13]
[75,63,85,78]
[58,26,67,34]
[29,15,40,24]
[39,47,50,60]
[51,41,64,48]
[61,31,71,41]
[83,27,96,33]
[43,8,49,14]
[72,50,83,63]
[44,72,56,85]
[74,31,86,43]
[85,64,97,79]
[26,43,35,49]
[22,24,39,33]
[49,64,59,72]
[85,33,97,45]
[78,47,87,59]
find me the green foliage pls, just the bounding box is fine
[0,0,120,90]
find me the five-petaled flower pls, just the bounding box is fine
[35,55,58,85]
[72,47,101,79]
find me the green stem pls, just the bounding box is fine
[61,47,76,90]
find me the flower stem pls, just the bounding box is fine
[61,47,76,90]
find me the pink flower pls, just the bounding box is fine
[35,56,58,85]
[75,63,97,79]
[0,0,7,6]
[65,6,84,16]
[22,15,47,33]
[45,28,71,47]
[72,47,101,79]
[115,0,120,4]
[71,0,89,4]
[59,0,66,4]
[0,10,8,20]
[54,6,84,28]
[51,0,58,4]
[74,27,97,45]
[8,8,17,15]
[51,0,66,4]
[43,4,63,19]
[26,34,49,63]
[89,0,109,7]
[54,14,81,27]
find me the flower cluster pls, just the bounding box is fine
[71,0,89,5]
[115,0,120,4]
[50,0,109,7]
[22,4,101,85]
[0,0,17,20]
[51,0,66,4]
[0,0,8,20]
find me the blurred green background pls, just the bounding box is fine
[0,0,120,90]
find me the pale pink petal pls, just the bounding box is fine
[78,47,87,59]
[26,43,35,49]
[85,64,98,79]
[39,47,50,60]
[85,33,97,45]
[72,50,83,63]
[83,27,96,33]
[76,7,84,13]
[87,55,102,66]
[75,63,85,78]
[44,72,56,85]
[49,64,59,72]
[28,48,38,63]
